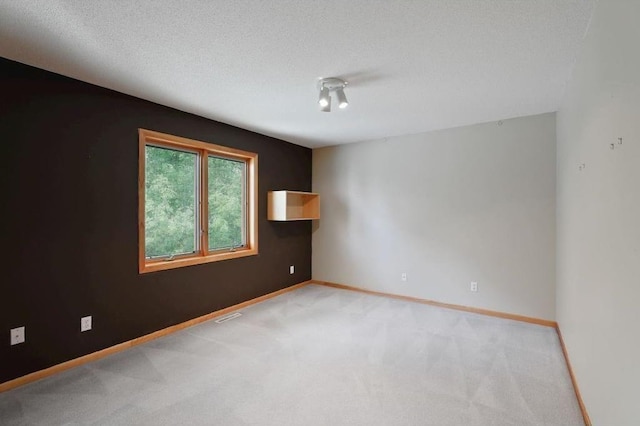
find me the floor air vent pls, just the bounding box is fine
[214,312,242,323]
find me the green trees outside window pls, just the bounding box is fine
[144,147,247,259]
[145,145,198,258]
[208,156,245,251]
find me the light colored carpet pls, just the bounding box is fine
[0,284,584,425]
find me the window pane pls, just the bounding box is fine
[145,145,198,258]
[208,156,245,250]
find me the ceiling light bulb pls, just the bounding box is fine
[318,86,330,107]
[336,88,348,109]
[320,95,331,112]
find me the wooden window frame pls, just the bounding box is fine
[138,129,258,274]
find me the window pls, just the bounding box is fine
[139,129,258,273]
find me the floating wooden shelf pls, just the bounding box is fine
[268,191,320,221]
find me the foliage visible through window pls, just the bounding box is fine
[139,129,257,273]
[145,146,198,258]
[208,156,245,251]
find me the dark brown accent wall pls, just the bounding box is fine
[0,57,312,384]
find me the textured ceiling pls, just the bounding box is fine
[0,1,594,148]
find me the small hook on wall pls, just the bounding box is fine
[578,163,586,171]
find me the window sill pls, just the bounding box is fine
[139,248,258,274]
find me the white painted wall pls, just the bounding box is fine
[313,113,556,319]
[556,1,640,424]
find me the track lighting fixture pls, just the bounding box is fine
[317,77,348,112]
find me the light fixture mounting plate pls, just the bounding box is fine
[318,77,348,91]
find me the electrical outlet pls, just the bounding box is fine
[289,265,294,274]
[401,273,407,282]
[81,316,92,332]
[10,326,25,345]
[470,281,478,292]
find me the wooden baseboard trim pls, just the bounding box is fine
[556,325,591,426]
[313,280,557,328]
[0,280,312,394]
